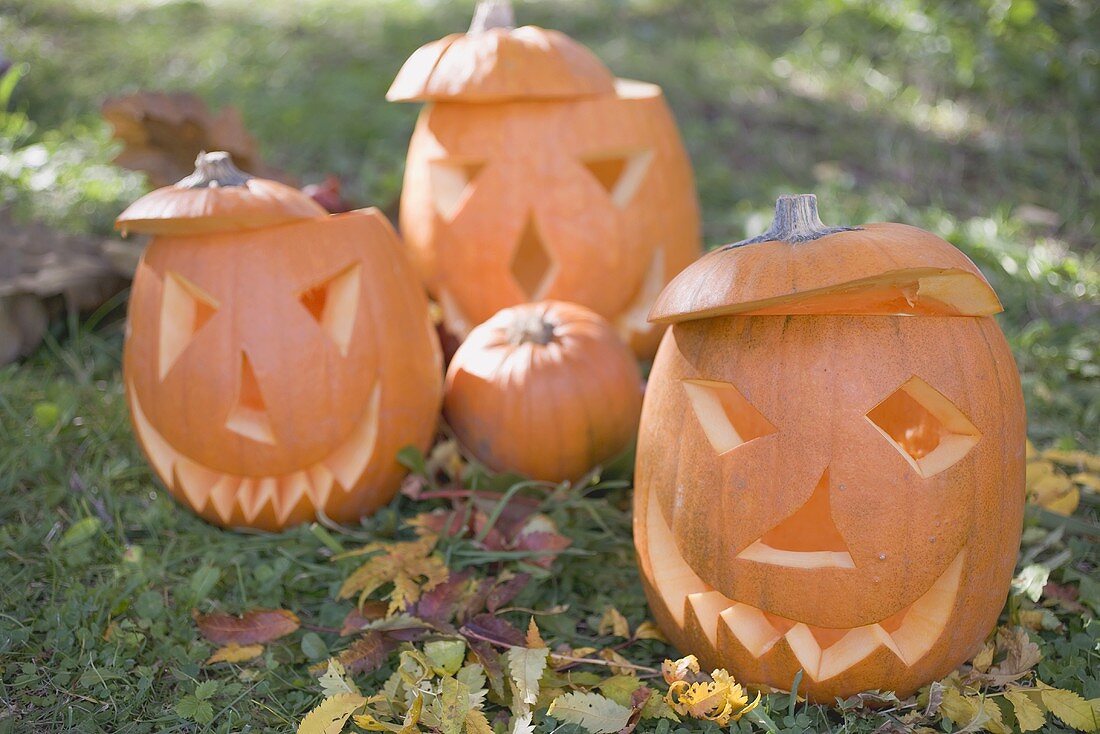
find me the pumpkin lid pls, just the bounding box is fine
[649,194,1003,324]
[115,151,326,236]
[386,0,615,103]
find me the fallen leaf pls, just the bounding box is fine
[632,621,668,643]
[462,614,526,648]
[206,642,264,665]
[525,618,546,649]
[317,659,360,697]
[507,646,550,712]
[338,631,399,675]
[297,693,367,734]
[598,607,631,639]
[1039,683,1099,731]
[1005,689,1046,732]
[193,608,300,645]
[548,691,632,734]
[102,91,286,187]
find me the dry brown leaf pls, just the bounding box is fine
[102,92,288,187]
[192,608,300,645]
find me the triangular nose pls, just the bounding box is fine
[738,469,854,568]
[225,350,277,445]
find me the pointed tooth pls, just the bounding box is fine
[307,464,335,509]
[687,591,733,647]
[275,471,314,527]
[719,603,786,658]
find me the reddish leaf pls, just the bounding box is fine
[486,574,531,613]
[340,602,389,636]
[467,638,506,697]
[619,687,653,734]
[338,631,398,675]
[514,531,572,568]
[302,176,354,214]
[462,613,525,647]
[413,571,473,626]
[192,608,300,645]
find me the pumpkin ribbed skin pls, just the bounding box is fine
[634,197,1025,702]
[444,301,642,482]
[124,208,442,531]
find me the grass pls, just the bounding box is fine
[0,0,1098,731]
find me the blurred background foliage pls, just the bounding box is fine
[1,0,1095,447]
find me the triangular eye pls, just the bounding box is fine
[581,149,653,208]
[299,263,361,356]
[682,379,776,454]
[429,159,485,220]
[866,376,980,477]
[225,351,276,445]
[159,271,219,380]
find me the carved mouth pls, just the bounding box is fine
[644,496,963,683]
[128,383,381,527]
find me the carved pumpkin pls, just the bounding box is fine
[120,152,443,531]
[388,0,700,358]
[444,301,642,482]
[634,195,1025,701]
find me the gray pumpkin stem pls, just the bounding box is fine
[175,151,252,189]
[725,194,860,249]
[469,0,515,33]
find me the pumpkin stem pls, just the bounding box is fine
[469,0,515,33]
[725,194,861,249]
[175,151,252,189]
[508,311,556,346]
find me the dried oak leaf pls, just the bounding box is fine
[192,607,300,645]
[102,91,287,187]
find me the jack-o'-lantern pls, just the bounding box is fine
[120,152,443,531]
[388,0,700,358]
[634,195,1025,701]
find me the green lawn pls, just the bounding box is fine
[0,1,1098,732]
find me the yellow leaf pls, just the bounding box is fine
[1042,449,1100,472]
[318,658,361,697]
[598,607,631,639]
[633,621,668,643]
[939,688,983,728]
[298,693,367,734]
[1025,440,1038,460]
[1040,686,1100,731]
[526,618,547,649]
[1071,472,1100,493]
[1028,470,1080,515]
[206,642,264,665]
[353,713,391,732]
[465,709,493,734]
[1005,689,1046,732]
[337,532,448,614]
[661,656,700,685]
[665,668,759,726]
[971,642,995,673]
[598,648,634,676]
[547,691,632,734]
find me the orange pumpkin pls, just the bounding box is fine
[388,0,700,358]
[634,195,1025,701]
[120,152,443,531]
[444,300,642,482]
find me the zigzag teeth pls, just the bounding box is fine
[307,464,335,508]
[210,477,244,525]
[276,472,313,527]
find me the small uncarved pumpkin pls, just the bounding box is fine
[444,301,642,482]
[120,152,443,531]
[636,195,1025,702]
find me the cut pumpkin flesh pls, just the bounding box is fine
[643,496,963,681]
